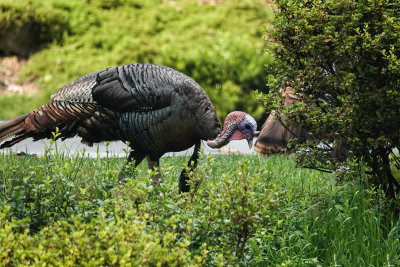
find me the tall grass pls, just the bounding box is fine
[1,144,399,265]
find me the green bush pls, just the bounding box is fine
[261,0,400,197]
[0,0,68,56]
[0,206,204,266]
[0,0,273,122]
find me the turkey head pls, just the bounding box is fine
[207,111,259,149]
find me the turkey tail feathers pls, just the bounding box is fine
[0,101,99,149]
[0,113,30,148]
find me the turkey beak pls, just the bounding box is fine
[246,134,254,149]
[247,131,259,149]
[248,140,253,149]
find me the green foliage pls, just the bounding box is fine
[249,173,400,266]
[0,0,273,122]
[0,0,68,55]
[261,0,400,196]
[0,206,201,266]
[1,145,400,265]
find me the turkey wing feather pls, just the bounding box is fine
[92,64,177,113]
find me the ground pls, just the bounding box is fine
[0,56,37,95]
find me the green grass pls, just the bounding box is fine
[0,0,273,122]
[1,143,399,265]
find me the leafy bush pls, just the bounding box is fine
[0,0,273,122]
[0,0,68,56]
[0,206,204,266]
[261,0,400,197]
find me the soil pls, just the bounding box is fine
[0,56,38,95]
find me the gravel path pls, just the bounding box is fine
[3,137,256,158]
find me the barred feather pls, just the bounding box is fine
[0,101,100,148]
[254,88,305,156]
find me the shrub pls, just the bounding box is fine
[0,206,205,266]
[115,153,276,265]
[0,0,273,122]
[0,0,68,56]
[262,0,400,197]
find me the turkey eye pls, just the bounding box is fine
[245,124,251,130]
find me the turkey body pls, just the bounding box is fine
[254,88,306,156]
[51,63,221,154]
[0,63,221,192]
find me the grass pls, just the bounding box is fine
[1,142,400,265]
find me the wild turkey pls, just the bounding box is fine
[254,88,308,156]
[254,88,349,161]
[0,63,259,192]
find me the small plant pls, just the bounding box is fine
[185,149,214,202]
